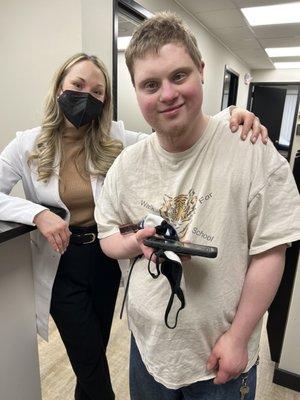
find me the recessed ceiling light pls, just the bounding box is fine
[241,2,300,26]
[266,47,300,57]
[118,36,132,51]
[274,62,300,69]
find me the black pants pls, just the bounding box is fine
[50,225,121,400]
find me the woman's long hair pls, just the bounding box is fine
[28,53,123,181]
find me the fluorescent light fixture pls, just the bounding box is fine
[266,47,300,57]
[274,62,300,69]
[241,2,300,26]
[118,36,132,51]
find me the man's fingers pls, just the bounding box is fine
[213,369,231,385]
[206,353,218,371]
[240,116,254,140]
[261,125,269,144]
[229,117,239,133]
[136,227,156,242]
[249,117,261,143]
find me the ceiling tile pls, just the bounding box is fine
[212,26,254,40]
[195,9,245,29]
[232,0,295,7]
[253,24,300,39]
[226,39,262,51]
[176,0,300,69]
[234,48,268,58]
[270,56,300,63]
[176,0,235,13]
[260,36,300,48]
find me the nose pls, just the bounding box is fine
[159,81,178,103]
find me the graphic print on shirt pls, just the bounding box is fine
[159,189,197,237]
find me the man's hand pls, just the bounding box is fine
[136,227,158,260]
[230,107,268,144]
[206,330,248,385]
[34,210,71,253]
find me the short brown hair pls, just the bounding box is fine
[125,11,202,84]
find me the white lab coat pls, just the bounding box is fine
[0,121,147,340]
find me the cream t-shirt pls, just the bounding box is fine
[95,117,300,389]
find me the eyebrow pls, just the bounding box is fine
[171,67,192,75]
[138,66,192,87]
[74,76,104,88]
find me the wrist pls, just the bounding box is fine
[33,209,49,225]
[227,326,250,347]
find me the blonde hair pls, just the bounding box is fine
[125,12,202,85]
[29,53,123,181]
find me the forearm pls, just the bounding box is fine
[0,192,48,225]
[100,226,157,259]
[229,245,286,344]
[100,232,140,259]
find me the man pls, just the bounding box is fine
[95,12,300,400]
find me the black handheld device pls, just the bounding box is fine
[143,236,218,258]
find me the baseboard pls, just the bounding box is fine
[273,366,300,393]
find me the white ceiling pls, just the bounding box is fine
[175,0,300,69]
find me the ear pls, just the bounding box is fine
[199,61,205,84]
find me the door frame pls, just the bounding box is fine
[247,82,300,162]
[221,65,239,110]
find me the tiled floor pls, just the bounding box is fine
[38,289,300,400]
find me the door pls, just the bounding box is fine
[250,85,287,145]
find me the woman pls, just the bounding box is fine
[0,53,266,400]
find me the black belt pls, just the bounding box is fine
[69,225,98,245]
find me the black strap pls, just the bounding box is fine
[147,249,165,278]
[161,258,185,329]
[121,250,186,329]
[120,254,142,320]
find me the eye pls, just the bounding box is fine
[143,81,159,93]
[93,89,103,96]
[173,72,187,83]
[72,81,82,89]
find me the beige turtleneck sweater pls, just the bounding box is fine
[59,129,95,227]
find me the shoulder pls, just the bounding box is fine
[120,133,152,160]
[1,127,41,157]
[211,118,286,175]
[107,134,152,175]
[15,126,41,149]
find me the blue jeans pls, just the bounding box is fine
[130,336,257,400]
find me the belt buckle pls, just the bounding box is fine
[83,232,96,244]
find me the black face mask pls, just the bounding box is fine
[58,90,104,129]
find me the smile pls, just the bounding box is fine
[159,104,184,115]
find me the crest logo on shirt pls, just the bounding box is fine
[159,189,197,237]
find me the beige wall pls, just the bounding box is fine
[0,0,81,150]
[117,0,252,133]
[118,52,153,133]
[81,0,113,76]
